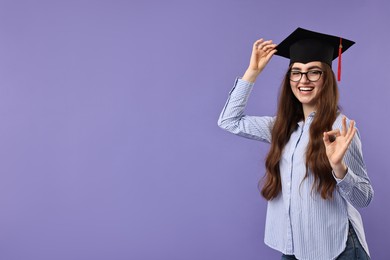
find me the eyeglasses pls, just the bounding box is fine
[289,70,323,82]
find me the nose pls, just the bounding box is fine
[300,73,310,83]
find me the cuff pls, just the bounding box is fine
[229,77,255,94]
[333,168,355,194]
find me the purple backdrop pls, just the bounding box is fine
[0,0,388,259]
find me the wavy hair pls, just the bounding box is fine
[260,63,339,200]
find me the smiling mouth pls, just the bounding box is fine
[298,87,314,92]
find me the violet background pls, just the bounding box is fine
[0,0,389,259]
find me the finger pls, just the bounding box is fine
[345,120,356,141]
[347,128,356,145]
[345,127,356,147]
[258,40,273,50]
[253,39,264,49]
[263,43,277,52]
[341,116,347,136]
[261,41,275,47]
[265,49,277,60]
[323,132,331,145]
[324,129,341,137]
[323,131,339,144]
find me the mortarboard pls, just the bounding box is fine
[275,27,355,81]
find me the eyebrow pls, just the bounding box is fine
[291,66,322,71]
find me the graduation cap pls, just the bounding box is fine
[276,27,355,81]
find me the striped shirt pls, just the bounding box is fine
[218,78,373,260]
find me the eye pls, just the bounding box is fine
[290,71,301,76]
[308,70,321,76]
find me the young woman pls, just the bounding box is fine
[218,28,373,260]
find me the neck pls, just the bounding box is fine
[302,104,316,121]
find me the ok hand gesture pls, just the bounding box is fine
[323,117,357,178]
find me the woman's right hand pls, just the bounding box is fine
[242,39,277,83]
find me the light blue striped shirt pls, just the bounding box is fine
[218,78,373,260]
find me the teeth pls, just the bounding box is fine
[299,87,314,91]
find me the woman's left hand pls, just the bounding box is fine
[323,117,356,178]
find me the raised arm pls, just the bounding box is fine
[217,39,277,143]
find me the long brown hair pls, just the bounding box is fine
[260,63,339,200]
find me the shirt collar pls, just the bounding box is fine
[297,111,316,127]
